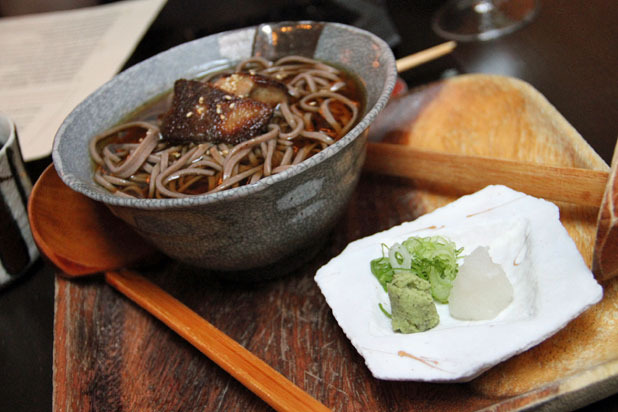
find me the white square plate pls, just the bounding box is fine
[315,185,603,382]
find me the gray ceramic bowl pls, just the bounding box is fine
[53,21,396,278]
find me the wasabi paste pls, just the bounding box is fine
[370,236,463,333]
[388,271,439,333]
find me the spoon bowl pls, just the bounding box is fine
[28,165,155,276]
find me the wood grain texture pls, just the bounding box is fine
[104,269,329,412]
[53,75,618,411]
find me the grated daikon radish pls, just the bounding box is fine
[449,246,513,320]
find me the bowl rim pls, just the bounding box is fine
[53,21,397,210]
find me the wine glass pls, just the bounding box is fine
[432,0,539,41]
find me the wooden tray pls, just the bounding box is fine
[53,74,618,411]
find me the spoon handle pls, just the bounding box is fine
[105,269,330,412]
[365,142,609,207]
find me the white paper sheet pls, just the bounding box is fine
[0,0,167,161]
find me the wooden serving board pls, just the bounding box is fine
[53,74,618,411]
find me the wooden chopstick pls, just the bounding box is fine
[365,142,609,207]
[395,41,456,73]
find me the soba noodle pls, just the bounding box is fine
[90,56,362,199]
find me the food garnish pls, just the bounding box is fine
[371,236,462,301]
[370,236,463,333]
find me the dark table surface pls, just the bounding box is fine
[1,0,616,411]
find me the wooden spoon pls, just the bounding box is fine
[23,43,460,410]
[27,165,330,412]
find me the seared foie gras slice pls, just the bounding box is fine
[213,73,288,106]
[160,79,273,145]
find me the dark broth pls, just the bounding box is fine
[93,59,366,198]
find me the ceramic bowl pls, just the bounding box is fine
[52,22,397,278]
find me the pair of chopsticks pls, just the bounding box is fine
[367,39,610,209]
[370,41,617,285]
